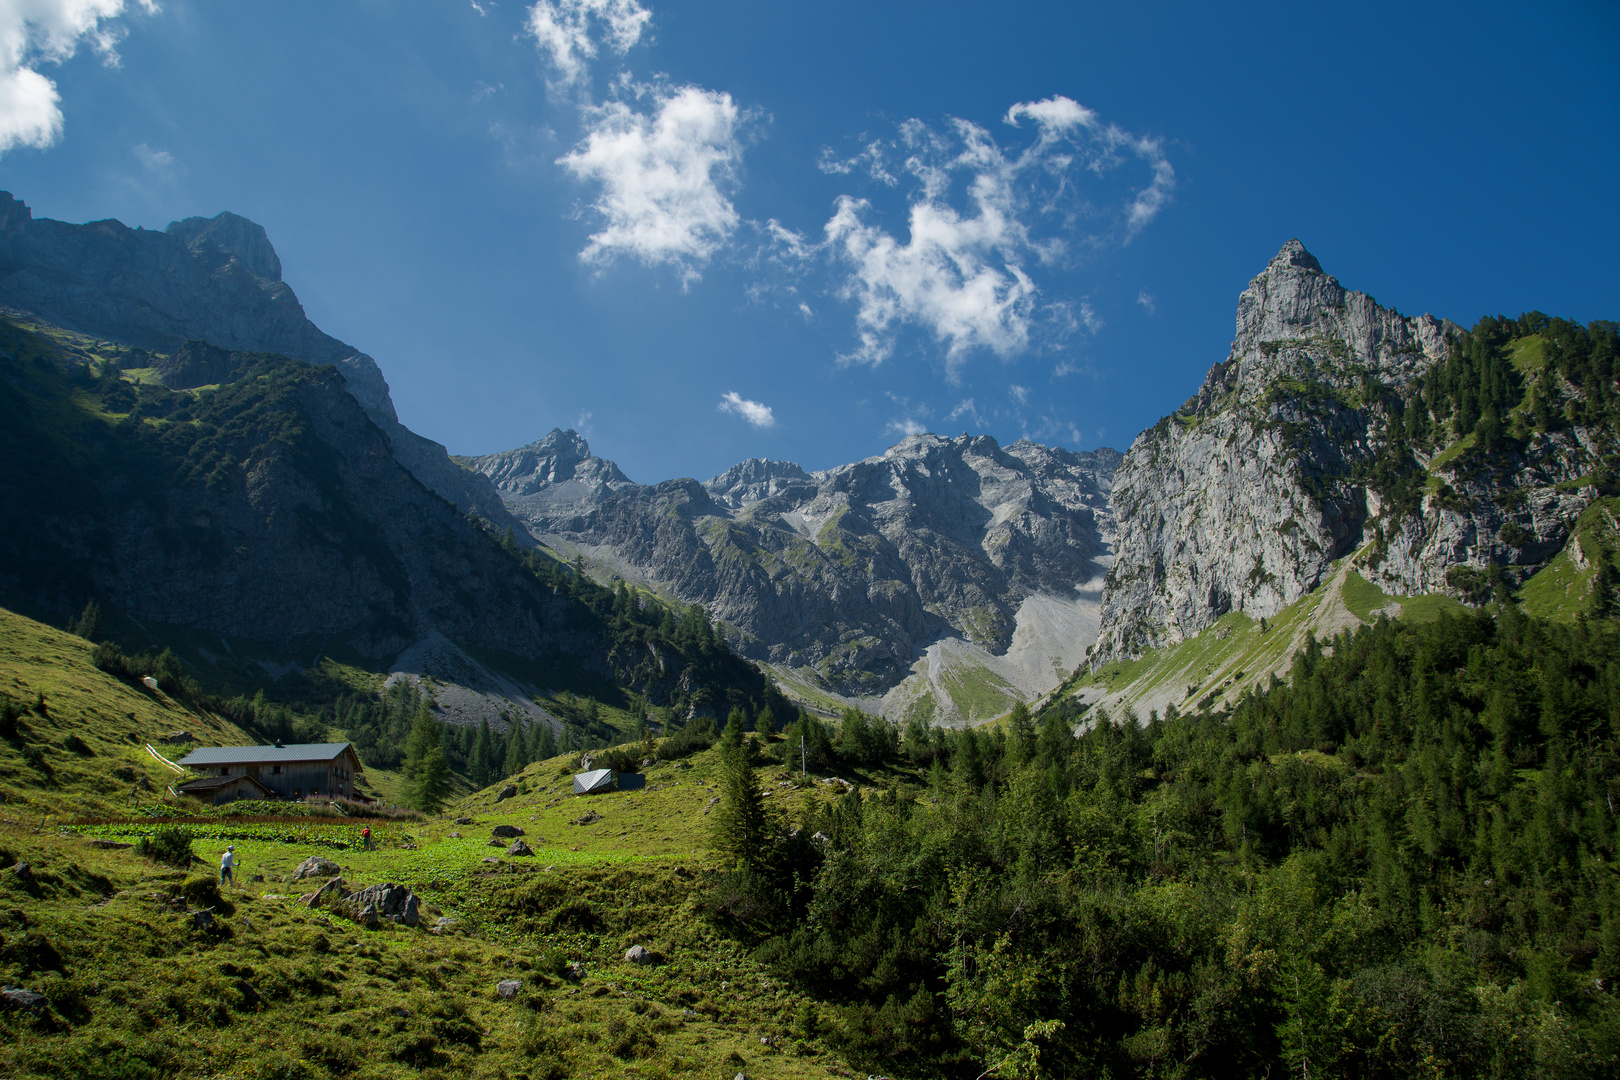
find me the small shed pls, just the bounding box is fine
[573,768,615,795]
[177,773,274,805]
[572,769,644,795]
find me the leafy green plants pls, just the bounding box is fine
[133,826,194,868]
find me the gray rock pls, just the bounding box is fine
[290,856,342,882]
[191,909,215,931]
[10,862,31,880]
[0,986,46,1010]
[496,979,522,999]
[495,784,517,803]
[343,882,420,928]
[507,840,534,857]
[453,816,474,825]
[303,877,350,909]
[1090,240,1606,676]
[566,961,587,981]
[490,824,525,838]
[463,428,1119,710]
[431,916,461,935]
[624,945,654,965]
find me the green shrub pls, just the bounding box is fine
[134,826,194,868]
[656,715,716,761]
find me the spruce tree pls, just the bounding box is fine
[402,707,452,814]
[711,736,770,872]
[503,721,527,778]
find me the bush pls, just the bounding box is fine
[656,715,717,761]
[135,826,194,868]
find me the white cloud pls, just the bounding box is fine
[1009,384,1030,406]
[945,398,982,427]
[718,391,775,428]
[885,416,927,438]
[574,409,593,434]
[526,0,650,86]
[559,84,742,281]
[1136,288,1156,315]
[132,141,171,169]
[797,301,813,321]
[0,0,154,156]
[817,97,1172,373]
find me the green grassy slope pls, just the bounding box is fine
[1044,554,1468,722]
[0,736,870,1080]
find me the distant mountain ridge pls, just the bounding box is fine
[464,429,1121,722]
[0,192,516,528]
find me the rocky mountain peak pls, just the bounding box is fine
[462,428,632,500]
[166,211,283,282]
[704,458,815,510]
[1268,237,1323,274]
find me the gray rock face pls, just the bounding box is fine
[290,856,343,882]
[1093,240,1600,664]
[467,431,1119,694]
[0,192,515,525]
[345,882,420,927]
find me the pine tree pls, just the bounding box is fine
[503,721,527,778]
[533,721,557,762]
[722,706,747,751]
[402,707,452,814]
[753,705,776,737]
[711,736,770,872]
[471,718,494,786]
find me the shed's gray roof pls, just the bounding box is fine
[178,743,359,767]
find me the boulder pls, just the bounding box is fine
[453,816,473,825]
[495,785,517,803]
[290,856,343,882]
[496,979,522,999]
[481,857,501,864]
[566,961,586,982]
[302,876,351,908]
[572,810,602,826]
[10,862,32,881]
[490,824,524,838]
[447,832,461,839]
[431,916,461,935]
[624,945,654,965]
[488,839,507,848]
[191,909,215,931]
[343,882,420,928]
[87,839,132,850]
[507,840,534,857]
[0,986,46,1010]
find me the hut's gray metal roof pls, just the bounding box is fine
[178,743,359,767]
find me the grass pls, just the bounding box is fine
[1056,557,1469,720]
[0,592,881,1077]
[1,717,867,1079]
[937,660,1017,720]
[1426,431,1478,475]
[1518,497,1620,621]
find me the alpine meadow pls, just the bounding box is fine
[0,2,1617,1078]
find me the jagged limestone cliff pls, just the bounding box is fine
[465,430,1120,721]
[1094,240,1612,666]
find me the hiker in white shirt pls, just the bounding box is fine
[220,846,236,886]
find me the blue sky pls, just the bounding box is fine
[1,1,1616,483]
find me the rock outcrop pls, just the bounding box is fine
[1093,240,1603,664]
[466,429,1120,702]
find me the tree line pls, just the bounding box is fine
[705,608,1620,1078]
